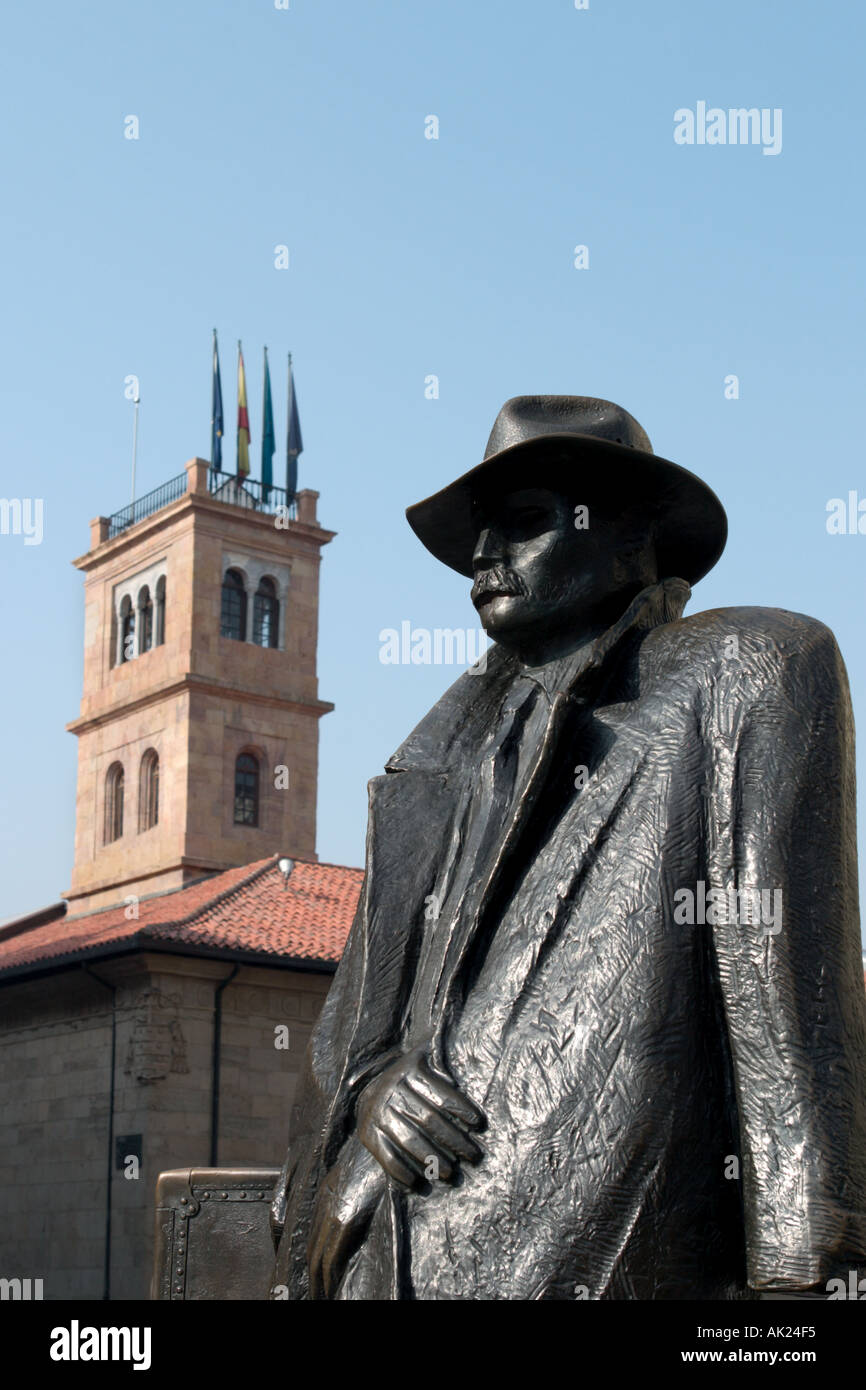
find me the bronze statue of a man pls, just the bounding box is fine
[272,396,866,1300]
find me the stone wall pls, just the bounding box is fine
[0,952,331,1300]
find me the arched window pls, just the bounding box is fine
[139,749,159,831]
[138,586,153,653]
[234,753,259,826]
[104,763,124,843]
[221,569,247,641]
[253,577,279,648]
[155,575,166,647]
[120,596,135,663]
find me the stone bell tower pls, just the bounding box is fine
[64,460,334,914]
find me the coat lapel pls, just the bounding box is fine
[427,579,692,1056]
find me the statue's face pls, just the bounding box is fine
[470,484,655,655]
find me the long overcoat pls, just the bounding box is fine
[272,598,866,1299]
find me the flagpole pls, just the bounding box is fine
[287,352,292,501]
[131,391,140,512]
[286,351,302,505]
[236,339,251,482]
[263,344,268,500]
[210,327,217,468]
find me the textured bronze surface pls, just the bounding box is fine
[152,1168,279,1300]
[273,399,866,1300]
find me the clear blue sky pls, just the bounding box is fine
[1,1,864,941]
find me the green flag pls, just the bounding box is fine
[261,346,275,501]
[286,353,303,500]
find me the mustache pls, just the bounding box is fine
[471,566,529,604]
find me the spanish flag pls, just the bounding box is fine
[236,341,250,478]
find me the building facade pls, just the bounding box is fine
[66,459,334,913]
[0,461,361,1301]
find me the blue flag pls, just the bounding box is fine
[211,329,224,470]
[262,347,275,502]
[286,354,303,500]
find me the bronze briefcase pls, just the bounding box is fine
[152,1167,280,1300]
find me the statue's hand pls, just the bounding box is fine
[356,1045,485,1190]
[308,1141,385,1300]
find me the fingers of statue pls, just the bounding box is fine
[358,1086,450,1189]
[370,1084,483,1186]
[409,1056,485,1131]
[362,1128,419,1191]
[377,1108,457,1182]
[356,1051,485,1189]
[392,1089,482,1166]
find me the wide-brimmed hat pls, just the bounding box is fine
[405,396,727,585]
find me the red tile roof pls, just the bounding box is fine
[0,856,362,978]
